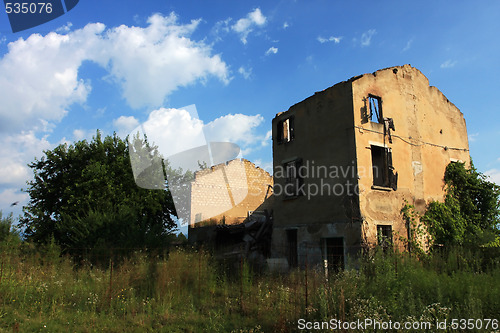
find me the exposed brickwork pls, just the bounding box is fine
[189,158,273,227]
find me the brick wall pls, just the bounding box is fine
[190,159,273,227]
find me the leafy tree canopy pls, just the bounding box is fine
[20,131,178,255]
[423,162,500,246]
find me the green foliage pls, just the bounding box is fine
[422,162,500,246]
[0,211,20,244]
[0,245,499,332]
[400,202,429,258]
[20,131,177,257]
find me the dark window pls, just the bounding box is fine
[369,95,383,123]
[286,229,298,268]
[323,237,344,272]
[377,225,393,250]
[371,145,398,190]
[284,159,303,197]
[277,116,294,144]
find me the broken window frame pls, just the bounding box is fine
[371,145,398,190]
[277,116,295,144]
[377,225,393,251]
[284,159,303,197]
[368,94,383,123]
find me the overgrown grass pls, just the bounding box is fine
[0,242,498,332]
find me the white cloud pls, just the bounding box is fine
[113,115,140,138]
[0,24,101,133]
[128,107,266,161]
[101,13,229,109]
[265,46,278,56]
[317,36,342,44]
[0,131,52,189]
[0,13,230,134]
[441,59,457,69]
[204,113,264,147]
[131,106,206,159]
[232,8,266,44]
[361,29,376,47]
[485,169,500,185]
[283,22,289,29]
[238,66,252,80]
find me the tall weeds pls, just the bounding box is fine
[0,243,498,332]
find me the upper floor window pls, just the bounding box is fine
[371,145,398,190]
[277,116,294,144]
[284,159,303,197]
[369,95,383,123]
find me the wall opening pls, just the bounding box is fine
[286,229,298,268]
[377,225,393,251]
[277,116,295,144]
[284,159,303,197]
[371,145,397,190]
[322,237,344,271]
[369,95,383,123]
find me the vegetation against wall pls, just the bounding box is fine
[422,162,500,247]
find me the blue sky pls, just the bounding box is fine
[1,0,499,225]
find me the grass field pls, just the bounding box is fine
[0,241,499,332]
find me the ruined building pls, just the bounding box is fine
[188,159,274,259]
[271,64,470,269]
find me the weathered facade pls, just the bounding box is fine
[271,65,470,269]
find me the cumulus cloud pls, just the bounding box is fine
[0,131,52,189]
[265,46,278,56]
[232,8,266,44]
[0,13,230,134]
[441,59,457,69]
[360,29,376,47]
[204,113,264,147]
[129,106,206,160]
[317,36,342,44]
[101,13,229,109]
[129,107,266,160]
[0,24,102,133]
[113,115,140,138]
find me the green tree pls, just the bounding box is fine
[423,162,500,246]
[20,131,177,255]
